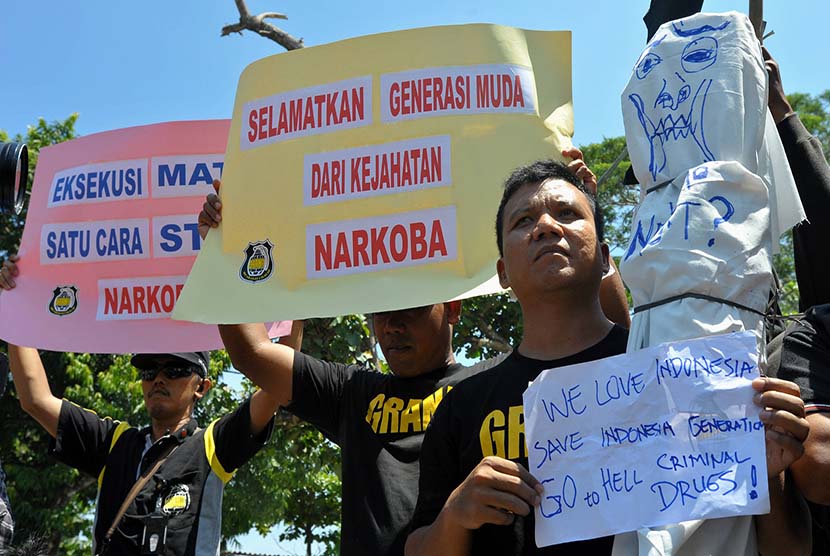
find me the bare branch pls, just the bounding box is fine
[596,146,629,189]
[467,313,512,354]
[468,336,512,355]
[366,317,382,373]
[223,0,304,51]
[233,0,250,19]
[256,12,288,21]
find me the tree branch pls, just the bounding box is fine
[468,336,512,355]
[366,317,382,373]
[467,313,512,354]
[222,0,304,51]
[596,145,629,189]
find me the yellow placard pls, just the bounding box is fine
[174,24,572,323]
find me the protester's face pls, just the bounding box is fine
[373,303,459,378]
[140,357,203,421]
[497,179,608,302]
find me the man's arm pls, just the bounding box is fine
[6,344,63,438]
[756,472,812,556]
[246,321,304,435]
[600,260,631,329]
[791,412,830,504]
[219,323,296,411]
[406,456,542,556]
[406,394,542,556]
[766,308,830,504]
[753,377,812,556]
[765,47,830,309]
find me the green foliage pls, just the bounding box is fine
[788,90,830,154]
[453,293,521,360]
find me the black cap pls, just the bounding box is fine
[130,352,209,378]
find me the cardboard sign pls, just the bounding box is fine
[523,332,768,547]
[173,24,573,323]
[0,120,290,353]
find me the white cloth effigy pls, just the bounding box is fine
[614,11,805,556]
[622,161,773,351]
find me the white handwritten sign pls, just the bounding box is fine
[523,332,768,547]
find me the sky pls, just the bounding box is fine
[2,1,829,554]
[2,1,829,148]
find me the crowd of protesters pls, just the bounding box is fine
[0,16,828,556]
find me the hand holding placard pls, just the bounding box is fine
[523,332,770,547]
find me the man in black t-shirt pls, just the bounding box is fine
[1,343,277,555]
[199,182,471,555]
[407,160,624,556]
[767,304,830,555]
[406,160,812,556]
[1,255,280,556]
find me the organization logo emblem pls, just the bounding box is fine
[48,286,78,316]
[239,239,274,283]
[161,484,191,515]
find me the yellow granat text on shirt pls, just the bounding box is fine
[365,385,453,434]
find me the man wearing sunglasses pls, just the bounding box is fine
[1,255,286,556]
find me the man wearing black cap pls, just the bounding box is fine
[1,255,282,556]
[2,342,279,556]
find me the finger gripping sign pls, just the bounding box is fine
[0,120,290,353]
[173,24,573,323]
[523,332,768,548]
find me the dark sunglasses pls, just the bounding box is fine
[138,365,200,382]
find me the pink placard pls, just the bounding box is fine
[0,120,290,354]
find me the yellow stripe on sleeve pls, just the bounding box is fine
[97,421,131,490]
[204,419,234,484]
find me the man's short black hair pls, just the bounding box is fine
[495,159,604,256]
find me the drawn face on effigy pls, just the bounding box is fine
[621,11,774,190]
[628,16,734,183]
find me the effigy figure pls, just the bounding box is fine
[615,11,806,556]
[620,11,805,352]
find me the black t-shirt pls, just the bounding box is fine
[412,326,628,555]
[767,304,830,411]
[51,397,272,556]
[287,352,492,556]
[767,304,830,556]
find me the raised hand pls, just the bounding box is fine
[753,376,809,477]
[197,179,223,240]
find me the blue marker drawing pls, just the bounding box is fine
[539,475,578,519]
[749,464,758,500]
[636,53,663,80]
[692,165,709,181]
[628,20,731,180]
[682,37,719,73]
[629,79,714,181]
[671,19,730,37]
[633,34,667,80]
[707,195,735,246]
